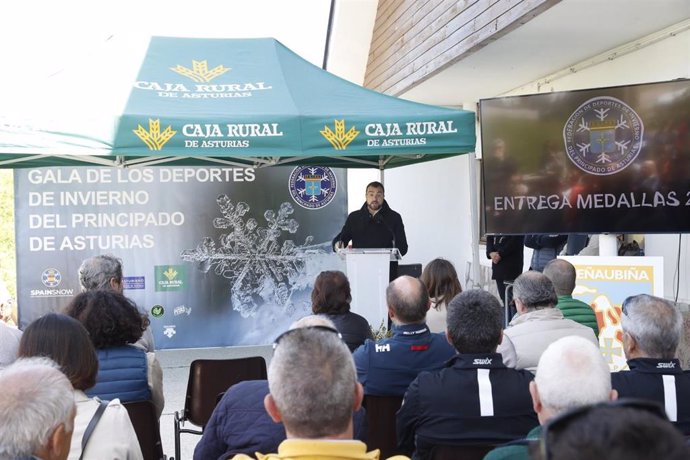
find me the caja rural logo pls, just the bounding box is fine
[133,59,231,151]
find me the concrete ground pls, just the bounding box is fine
[157,345,274,460]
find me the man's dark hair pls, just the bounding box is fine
[543,259,576,296]
[513,271,558,309]
[19,313,98,391]
[386,276,429,324]
[532,404,690,460]
[446,290,502,353]
[311,271,352,315]
[366,181,385,193]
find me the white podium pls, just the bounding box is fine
[338,248,401,331]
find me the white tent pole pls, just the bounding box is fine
[468,152,481,289]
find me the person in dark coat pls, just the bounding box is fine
[486,235,524,305]
[333,181,408,257]
[523,234,567,272]
[311,271,373,352]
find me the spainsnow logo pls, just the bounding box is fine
[563,96,644,176]
[163,325,176,338]
[288,166,337,210]
[41,268,62,288]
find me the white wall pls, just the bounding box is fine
[386,28,690,302]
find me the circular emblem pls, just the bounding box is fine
[288,166,337,209]
[563,96,644,176]
[41,268,62,288]
[151,305,165,318]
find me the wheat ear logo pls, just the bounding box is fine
[320,120,360,150]
[170,60,230,83]
[133,119,176,151]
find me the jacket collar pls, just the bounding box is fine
[447,353,507,369]
[509,307,564,326]
[627,357,683,374]
[392,323,430,337]
[359,200,391,215]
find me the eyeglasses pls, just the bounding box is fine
[272,325,342,350]
[539,399,668,460]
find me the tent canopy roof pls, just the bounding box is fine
[0,37,475,169]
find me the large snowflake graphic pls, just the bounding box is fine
[180,195,326,317]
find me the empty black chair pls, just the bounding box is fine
[123,400,166,460]
[174,356,267,460]
[362,394,407,458]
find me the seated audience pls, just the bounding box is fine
[194,316,368,460]
[397,290,538,460]
[543,259,599,337]
[229,317,409,459]
[612,293,690,433]
[532,401,690,459]
[63,290,164,418]
[0,357,76,460]
[484,336,615,460]
[353,276,456,396]
[496,272,598,372]
[19,313,143,460]
[311,271,373,352]
[78,254,155,352]
[0,319,21,368]
[420,258,462,333]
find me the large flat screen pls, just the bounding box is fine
[480,79,690,234]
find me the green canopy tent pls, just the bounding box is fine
[0,37,475,169]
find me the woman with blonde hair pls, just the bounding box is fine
[420,258,462,333]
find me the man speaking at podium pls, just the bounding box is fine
[333,182,408,279]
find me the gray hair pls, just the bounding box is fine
[0,357,75,458]
[535,336,611,414]
[543,259,576,296]
[512,271,557,310]
[269,325,355,438]
[621,294,682,359]
[78,254,123,292]
[386,275,429,324]
[447,290,502,353]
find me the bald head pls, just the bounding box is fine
[543,259,577,296]
[386,275,430,324]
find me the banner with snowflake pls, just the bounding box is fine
[14,165,347,348]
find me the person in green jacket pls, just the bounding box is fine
[543,259,599,337]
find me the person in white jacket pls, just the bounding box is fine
[19,313,143,460]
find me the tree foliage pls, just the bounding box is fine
[0,170,16,300]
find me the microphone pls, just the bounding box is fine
[375,214,396,249]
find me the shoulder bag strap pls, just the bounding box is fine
[79,399,109,460]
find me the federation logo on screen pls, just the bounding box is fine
[133,119,176,151]
[170,60,231,83]
[41,268,62,288]
[288,166,337,209]
[563,96,644,176]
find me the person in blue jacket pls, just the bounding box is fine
[353,275,456,396]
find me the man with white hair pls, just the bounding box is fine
[484,336,615,460]
[195,316,368,460]
[0,357,76,460]
[496,271,598,372]
[230,316,409,460]
[612,294,690,434]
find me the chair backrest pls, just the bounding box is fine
[362,394,405,458]
[184,356,268,428]
[430,444,496,460]
[123,400,165,460]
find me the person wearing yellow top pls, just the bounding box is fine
[230,316,408,460]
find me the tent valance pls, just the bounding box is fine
[0,37,475,169]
